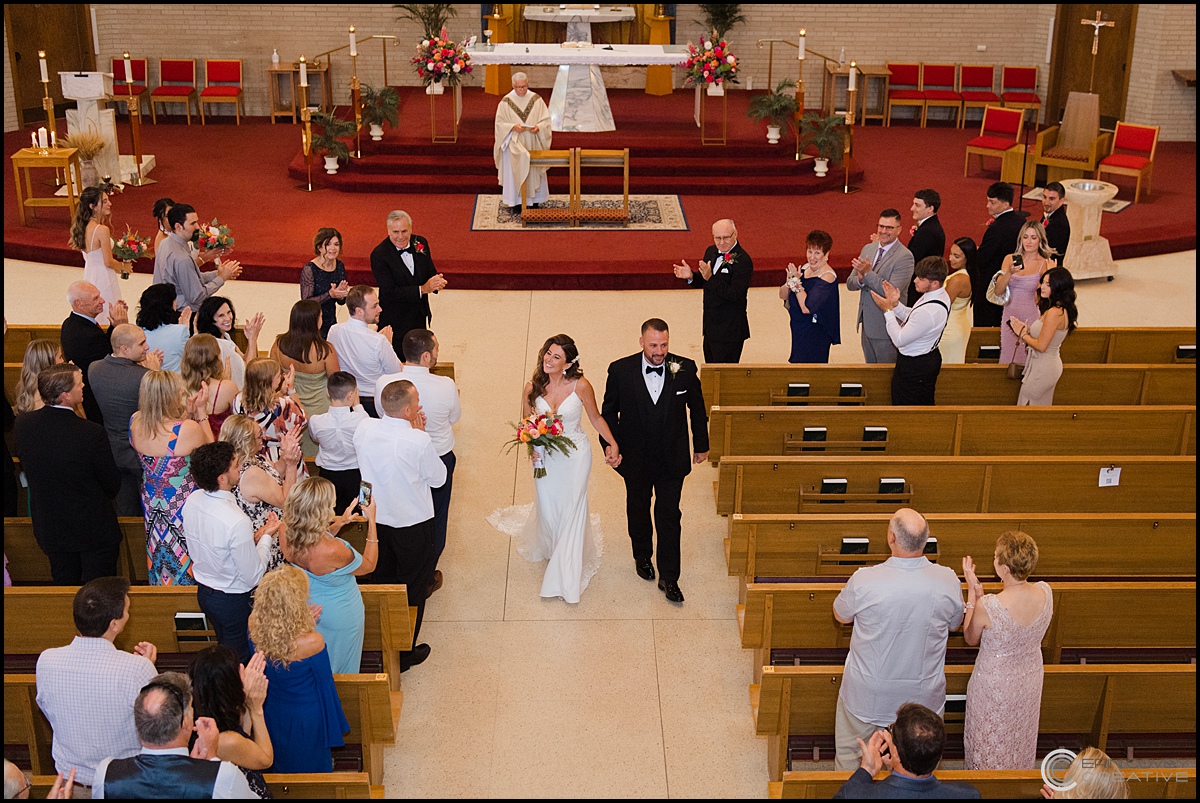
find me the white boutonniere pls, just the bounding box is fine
[668,360,682,376]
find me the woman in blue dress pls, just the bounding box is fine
[248,565,350,773]
[780,229,841,363]
[280,477,378,674]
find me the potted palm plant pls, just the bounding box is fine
[747,79,799,144]
[799,112,847,176]
[695,4,747,40]
[360,84,400,141]
[311,112,356,174]
[394,3,458,38]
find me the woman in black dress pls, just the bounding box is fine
[780,229,841,363]
[300,227,349,339]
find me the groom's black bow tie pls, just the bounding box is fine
[645,365,663,375]
[398,245,413,254]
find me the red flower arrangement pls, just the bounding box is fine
[679,33,739,87]
[504,412,576,478]
[111,226,151,262]
[196,218,235,251]
[413,28,473,87]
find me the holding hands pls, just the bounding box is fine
[603,443,622,468]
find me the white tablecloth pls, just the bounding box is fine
[522,6,636,25]
[468,43,686,66]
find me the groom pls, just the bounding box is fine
[601,319,709,603]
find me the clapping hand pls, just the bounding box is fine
[133,641,158,665]
[962,555,984,599]
[282,364,296,394]
[309,603,323,624]
[855,729,890,776]
[870,280,901,312]
[329,280,350,299]
[244,311,266,343]
[786,262,801,281]
[186,381,209,421]
[422,274,448,294]
[110,299,130,325]
[254,511,282,545]
[672,260,694,280]
[240,652,269,710]
[850,255,872,275]
[279,427,302,465]
[46,767,76,799]
[216,259,243,282]
[191,717,220,760]
[409,403,428,431]
[378,325,394,343]
[178,305,192,326]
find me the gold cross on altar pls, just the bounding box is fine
[1081,11,1116,92]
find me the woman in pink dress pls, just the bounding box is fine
[962,530,1054,769]
[990,221,1053,368]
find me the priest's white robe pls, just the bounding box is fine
[494,90,552,206]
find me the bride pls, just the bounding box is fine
[491,334,621,603]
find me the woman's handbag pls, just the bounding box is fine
[986,270,1010,306]
[1007,358,1022,380]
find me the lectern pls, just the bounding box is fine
[60,71,119,183]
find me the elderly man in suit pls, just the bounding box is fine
[972,182,1028,326]
[369,210,448,361]
[672,218,754,363]
[904,189,947,306]
[60,281,128,424]
[846,209,915,363]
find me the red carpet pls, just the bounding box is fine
[5,87,1195,291]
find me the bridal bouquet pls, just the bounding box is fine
[412,28,473,87]
[679,33,739,88]
[197,218,235,251]
[111,226,151,262]
[505,413,576,478]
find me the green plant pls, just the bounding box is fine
[799,112,847,163]
[359,84,400,128]
[394,3,458,38]
[311,111,356,163]
[695,4,747,40]
[747,79,799,129]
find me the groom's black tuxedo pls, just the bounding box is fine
[600,352,709,585]
[369,234,437,354]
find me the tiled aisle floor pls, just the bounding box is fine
[4,252,1195,798]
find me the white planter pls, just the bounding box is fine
[426,83,445,95]
[323,156,340,174]
[369,123,384,141]
[706,83,725,97]
[813,157,830,177]
[766,125,782,144]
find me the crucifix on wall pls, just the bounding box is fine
[1081,10,1116,93]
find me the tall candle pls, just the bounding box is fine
[848,61,857,91]
[349,26,357,57]
[51,130,57,148]
[299,56,308,87]
[38,127,48,148]
[123,52,133,83]
[38,51,48,82]
[32,132,38,149]
[798,29,805,60]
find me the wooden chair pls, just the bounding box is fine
[957,64,1000,128]
[1096,121,1160,203]
[1000,64,1041,122]
[1032,91,1111,182]
[575,149,630,225]
[919,63,961,127]
[200,59,245,125]
[111,57,149,116]
[884,63,923,126]
[963,105,1024,177]
[151,58,198,124]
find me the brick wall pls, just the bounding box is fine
[1126,4,1196,142]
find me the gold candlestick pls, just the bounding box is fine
[41,51,61,184]
[300,80,313,192]
[124,52,155,186]
[350,50,362,157]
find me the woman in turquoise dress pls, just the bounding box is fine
[280,477,379,675]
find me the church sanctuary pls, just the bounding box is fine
[4,3,1196,798]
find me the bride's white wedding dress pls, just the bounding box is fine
[488,388,603,603]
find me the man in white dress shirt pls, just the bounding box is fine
[870,256,951,406]
[494,71,552,210]
[182,441,279,664]
[308,371,370,512]
[353,379,447,671]
[327,285,402,418]
[376,329,460,595]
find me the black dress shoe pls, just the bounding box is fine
[636,560,655,581]
[400,643,431,672]
[658,579,685,603]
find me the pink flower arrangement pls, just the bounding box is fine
[196,218,235,251]
[679,34,739,87]
[504,412,576,478]
[110,226,151,262]
[413,28,473,87]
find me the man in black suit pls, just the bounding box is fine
[672,218,754,363]
[12,363,123,584]
[1041,181,1070,268]
[60,281,128,424]
[369,210,447,360]
[600,319,709,603]
[904,189,946,306]
[971,182,1027,327]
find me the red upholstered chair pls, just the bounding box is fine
[111,58,148,116]
[958,65,1000,129]
[1096,122,1160,203]
[1001,65,1041,123]
[151,59,198,125]
[885,63,923,127]
[920,63,962,127]
[200,59,244,125]
[964,106,1025,177]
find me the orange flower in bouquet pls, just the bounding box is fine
[504,412,574,478]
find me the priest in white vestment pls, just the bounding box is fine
[494,72,552,209]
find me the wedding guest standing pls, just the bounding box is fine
[14,340,64,415]
[269,299,341,457]
[1041,182,1070,267]
[962,531,1053,769]
[71,186,128,326]
[181,334,240,438]
[187,647,274,799]
[1013,267,1078,406]
[369,210,446,359]
[153,202,242,310]
[972,182,1026,327]
[232,358,309,471]
[846,209,914,364]
[938,237,976,364]
[137,283,191,373]
[193,295,265,391]
[219,413,301,572]
[991,221,1053,370]
[672,218,754,363]
[779,229,840,363]
[904,189,947,306]
[61,280,128,424]
[300,228,349,339]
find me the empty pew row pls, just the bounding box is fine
[31,772,381,799]
[769,768,1198,799]
[725,512,1198,580]
[699,363,1195,408]
[964,326,1196,365]
[5,672,396,787]
[707,405,1197,461]
[751,664,1197,781]
[714,454,1197,516]
[738,582,1197,670]
[2,585,415,694]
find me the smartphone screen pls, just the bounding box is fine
[1012,254,1023,267]
[358,481,373,507]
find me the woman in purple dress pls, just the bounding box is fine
[990,221,1053,369]
[780,229,840,363]
[961,530,1054,769]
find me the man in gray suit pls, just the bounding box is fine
[846,209,915,363]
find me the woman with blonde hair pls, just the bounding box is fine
[961,530,1054,769]
[989,220,1054,369]
[219,414,301,571]
[281,477,378,674]
[248,566,350,773]
[14,340,66,415]
[1041,747,1129,799]
[130,370,213,585]
[233,357,309,474]
[70,185,127,325]
[182,334,239,436]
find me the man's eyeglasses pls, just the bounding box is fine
[877,224,899,231]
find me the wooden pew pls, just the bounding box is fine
[699,363,1196,408]
[751,663,1197,781]
[769,767,1199,799]
[715,454,1197,516]
[5,673,396,788]
[4,323,251,363]
[964,326,1197,364]
[726,512,1198,580]
[31,772,381,799]
[707,404,1197,461]
[3,585,415,693]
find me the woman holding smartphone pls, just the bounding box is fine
[1011,267,1078,406]
[990,222,1053,369]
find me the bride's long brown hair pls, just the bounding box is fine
[527,334,583,410]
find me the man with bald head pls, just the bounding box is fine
[673,218,754,363]
[89,324,163,515]
[60,281,128,423]
[831,508,964,771]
